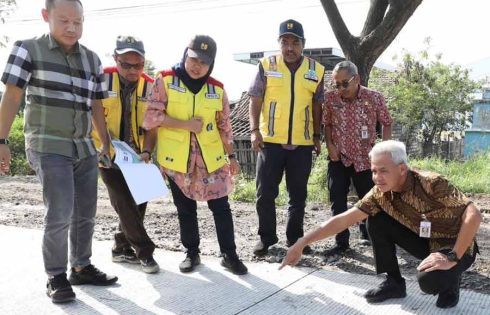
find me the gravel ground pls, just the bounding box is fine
[1,175,489,294]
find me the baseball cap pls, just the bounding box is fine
[114,35,145,57]
[187,35,217,65]
[279,19,305,40]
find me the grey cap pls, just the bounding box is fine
[115,35,145,57]
[187,35,217,65]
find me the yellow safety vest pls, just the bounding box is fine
[156,70,226,174]
[92,68,153,158]
[260,55,325,145]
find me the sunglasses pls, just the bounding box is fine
[117,59,145,70]
[333,76,355,89]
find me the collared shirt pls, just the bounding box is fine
[248,56,324,150]
[323,85,393,172]
[1,34,107,159]
[355,169,476,253]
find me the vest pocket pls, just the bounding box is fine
[162,129,185,141]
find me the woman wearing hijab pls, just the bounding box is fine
[142,35,247,275]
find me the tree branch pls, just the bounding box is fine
[320,0,358,55]
[360,0,423,60]
[361,0,389,37]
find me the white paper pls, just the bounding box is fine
[112,140,169,204]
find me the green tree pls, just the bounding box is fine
[144,59,157,78]
[371,43,482,155]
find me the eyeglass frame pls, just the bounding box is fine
[116,59,145,70]
[333,75,356,90]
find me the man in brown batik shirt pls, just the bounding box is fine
[280,140,482,309]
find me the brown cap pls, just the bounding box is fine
[187,35,217,65]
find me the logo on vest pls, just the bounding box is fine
[304,69,318,82]
[108,91,118,97]
[168,84,186,93]
[205,93,220,99]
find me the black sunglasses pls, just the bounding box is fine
[333,76,355,89]
[117,59,145,70]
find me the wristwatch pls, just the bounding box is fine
[446,250,460,262]
[0,139,9,145]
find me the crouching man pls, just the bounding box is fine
[280,140,481,309]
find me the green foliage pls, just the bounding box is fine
[410,153,490,194]
[9,115,31,175]
[144,59,157,78]
[370,41,483,151]
[230,150,329,205]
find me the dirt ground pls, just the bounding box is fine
[1,175,489,294]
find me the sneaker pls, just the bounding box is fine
[221,253,248,275]
[436,277,460,308]
[112,247,139,264]
[253,240,270,257]
[324,243,350,257]
[359,236,371,246]
[140,256,160,274]
[364,276,407,303]
[286,240,313,255]
[69,264,118,286]
[179,252,201,273]
[46,273,76,303]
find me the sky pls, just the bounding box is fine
[1,0,489,100]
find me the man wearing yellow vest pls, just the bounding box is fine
[249,19,325,256]
[92,36,159,274]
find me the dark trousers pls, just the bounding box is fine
[368,212,477,295]
[256,143,313,245]
[327,160,373,245]
[99,167,155,259]
[168,179,237,255]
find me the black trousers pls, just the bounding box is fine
[168,179,237,255]
[256,143,313,245]
[99,167,155,259]
[328,160,373,245]
[368,212,477,295]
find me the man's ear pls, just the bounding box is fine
[399,163,409,176]
[41,8,49,22]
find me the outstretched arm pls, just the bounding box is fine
[280,207,368,269]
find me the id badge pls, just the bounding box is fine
[361,126,368,139]
[419,220,431,238]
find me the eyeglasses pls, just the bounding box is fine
[333,76,355,89]
[117,59,145,70]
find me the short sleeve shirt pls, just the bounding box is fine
[1,34,107,158]
[355,169,475,253]
[323,86,392,172]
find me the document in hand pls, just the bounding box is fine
[112,140,169,204]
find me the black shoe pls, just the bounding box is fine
[221,253,248,275]
[140,256,160,274]
[253,240,270,257]
[436,277,460,308]
[69,264,118,286]
[112,247,139,264]
[364,276,407,303]
[286,240,313,255]
[46,273,76,303]
[325,243,350,256]
[359,235,371,246]
[179,252,201,273]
